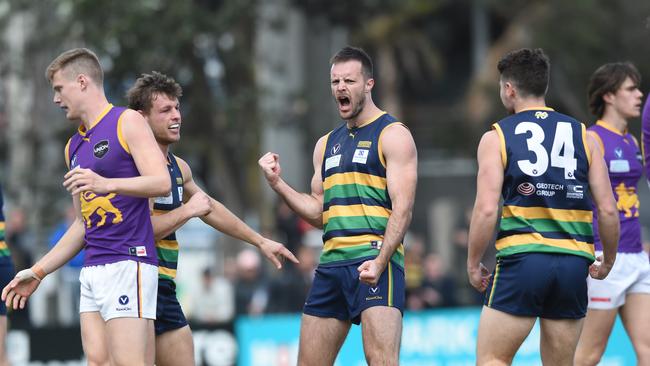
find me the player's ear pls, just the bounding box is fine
[365,77,374,93]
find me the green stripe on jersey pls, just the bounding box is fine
[320,245,404,268]
[156,247,178,263]
[496,243,595,261]
[324,184,387,202]
[500,217,593,236]
[324,216,388,233]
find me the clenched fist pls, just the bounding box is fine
[258,152,282,188]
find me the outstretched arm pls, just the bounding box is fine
[358,124,417,286]
[258,135,327,228]
[62,109,170,197]
[161,158,298,269]
[2,193,86,309]
[467,130,503,292]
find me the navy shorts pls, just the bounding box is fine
[484,253,591,319]
[0,263,15,316]
[154,278,188,335]
[304,259,405,325]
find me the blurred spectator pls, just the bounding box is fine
[192,267,235,325]
[234,249,268,316]
[6,207,33,272]
[5,207,33,328]
[419,253,457,308]
[275,201,302,254]
[266,245,317,313]
[48,205,83,325]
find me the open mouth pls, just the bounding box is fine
[168,123,180,130]
[337,96,351,110]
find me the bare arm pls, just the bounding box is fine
[258,136,327,228]
[586,133,619,276]
[373,125,417,270]
[467,131,503,292]
[165,158,298,269]
[357,124,417,286]
[63,109,170,197]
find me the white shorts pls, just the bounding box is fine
[587,251,650,309]
[79,260,158,321]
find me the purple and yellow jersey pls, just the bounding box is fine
[0,186,11,266]
[493,108,594,261]
[65,104,156,267]
[320,112,405,268]
[589,121,642,253]
[152,153,184,280]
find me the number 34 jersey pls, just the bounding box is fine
[492,107,594,261]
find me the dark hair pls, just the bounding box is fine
[330,46,373,79]
[497,48,550,98]
[126,71,183,113]
[46,48,103,85]
[587,62,641,118]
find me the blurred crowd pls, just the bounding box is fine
[3,200,488,329]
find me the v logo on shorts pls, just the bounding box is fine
[118,295,129,305]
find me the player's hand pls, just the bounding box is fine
[357,259,384,287]
[589,255,614,280]
[63,167,110,195]
[258,238,299,269]
[258,152,282,188]
[467,262,491,292]
[184,192,212,217]
[1,269,42,310]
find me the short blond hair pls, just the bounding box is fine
[45,48,103,85]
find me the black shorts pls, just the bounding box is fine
[484,253,590,319]
[154,278,188,335]
[0,263,15,316]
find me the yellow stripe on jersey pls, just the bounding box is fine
[323,204,391,224]
[496,233,594,254]
[323,172,387,190]
[323,234,405,255]
[581,123,592,165]
[502,205,592,223]
[492,123,507,168]
[158,266,177,278]
[377,122,405,168]
[116,113,130,154]
[156,239,179,250]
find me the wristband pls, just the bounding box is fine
[31,264,47,281]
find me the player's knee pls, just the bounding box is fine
[574,351,602,366]
[364,347,399,366]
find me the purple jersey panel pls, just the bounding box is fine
[67,105,157,266]
[643,94,650,178]
[589,121,642,253]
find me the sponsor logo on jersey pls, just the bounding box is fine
[93,140,110,158]
[534,111,548,119]
[517,182,535,196]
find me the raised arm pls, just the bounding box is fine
[586,132,619,279]
[467,130,503,292]
[358,124,417,286]
[63,109,170,197]
[258,135,327,228]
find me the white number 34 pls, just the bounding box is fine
[515,122,577,179]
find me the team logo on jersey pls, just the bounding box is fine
[614,147,623,159]
[70,154,78,168]
[517,182,535,196]
[93,140,109,158]
[534,111,548,119]
[331,143,341,155]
